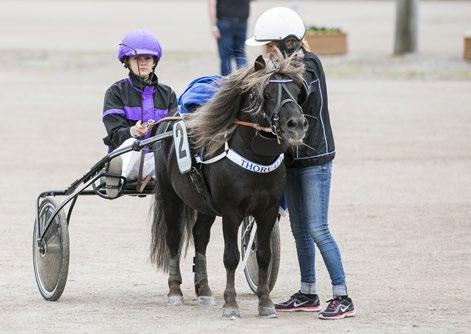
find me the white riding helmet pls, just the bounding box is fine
[246,7,305,46]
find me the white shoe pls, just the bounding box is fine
[106,156,122,198]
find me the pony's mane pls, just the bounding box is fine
[184,52,305,156]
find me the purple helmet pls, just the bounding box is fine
[118,29,163,63]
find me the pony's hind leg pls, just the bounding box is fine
[167,252,183,305]
[151,178,186,305]
[254,212,278,318]
[221,214,242,319]
[193,213,216,306]
[165,205,187,305]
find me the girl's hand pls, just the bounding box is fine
[131,121,149,137]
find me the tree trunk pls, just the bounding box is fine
[394,0,419,55]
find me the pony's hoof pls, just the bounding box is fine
[168,295,184,305]
[258,306,277,318]
[198,296,216,306]
[223,308,240,320]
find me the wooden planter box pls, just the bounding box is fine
[305,31,348,55]
[464,32,471,60]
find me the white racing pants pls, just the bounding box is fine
[114,138,155,180]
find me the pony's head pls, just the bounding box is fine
[239,54,308,151]
[185,53,307,156]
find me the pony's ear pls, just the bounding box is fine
[254,55,266,72]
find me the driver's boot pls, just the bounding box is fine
[106,156,122,198]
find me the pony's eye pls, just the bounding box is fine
[264,92,271,100]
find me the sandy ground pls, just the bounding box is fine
[0,1,470,333]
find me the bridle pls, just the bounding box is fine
[234,74,302,142]
[267,76,303,137]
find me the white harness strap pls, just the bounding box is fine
[194,143,229,165]
[195,142,284,174]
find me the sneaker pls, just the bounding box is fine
[319,296,355,320]
[106,156,122,198]
[275,291,321,312]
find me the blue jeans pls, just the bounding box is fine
[216,17,247,76]
[285,161,347,296]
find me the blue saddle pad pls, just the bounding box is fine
[178,75,222,114]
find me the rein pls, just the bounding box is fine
[233,120,274,134]
[147,116,182,129]
[157,116,277,136]
[147,75,301,174]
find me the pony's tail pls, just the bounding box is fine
[150,185,196,271]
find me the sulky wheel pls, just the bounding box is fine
[33,197,70,301]
[241,216,280,294]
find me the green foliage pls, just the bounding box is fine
[306,26,343,33]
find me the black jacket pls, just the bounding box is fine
[217,0,250,20]
[102,72,177,151]
[288,51,336,168]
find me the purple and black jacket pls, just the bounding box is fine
[102,72,177,151]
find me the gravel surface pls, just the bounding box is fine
[0,1,470,333]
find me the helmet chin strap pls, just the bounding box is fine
[277,43,299,58]
[274,36,302,58]
[124,57,157,84]
[267,54,280,71]
[120,42,156,82]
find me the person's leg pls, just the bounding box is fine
[232,20,247,69]
[143,152,155,178]
[216,18,233,76]
[275,168,321,312]
[285,168,316,292]
[105,137,136,197]
[301,161,347,297]
[300,162,355,320]
[286,162,354,319]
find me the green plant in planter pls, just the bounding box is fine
[306,26,343,34]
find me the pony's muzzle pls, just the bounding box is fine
[285,115,308,143]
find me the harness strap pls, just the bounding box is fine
[194,142,229,165]
[195,142,284,174]
[227,149,284,174]
[136,150,146,192]
[187,167,221,216]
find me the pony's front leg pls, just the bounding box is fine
[254,212,278,318]
[221,215,242,319]
[193,213,216,306]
